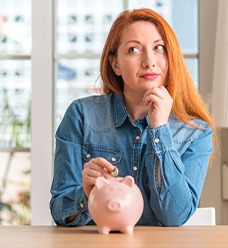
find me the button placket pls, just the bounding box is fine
[131,128,142,183]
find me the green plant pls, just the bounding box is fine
[0,169,31,225]
[0,87,31,224]
[0,88,31,148]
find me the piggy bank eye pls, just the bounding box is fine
[116,187,121,192]
[108,187,113,192]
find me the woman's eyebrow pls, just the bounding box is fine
[154,38,164,43]
[123,38,164,47]
[124,40,141,47]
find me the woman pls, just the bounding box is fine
[50,8,216,227]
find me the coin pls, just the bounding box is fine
[111,166,119,177]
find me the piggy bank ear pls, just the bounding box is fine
[122,176,134,188]
[95,177,109,190]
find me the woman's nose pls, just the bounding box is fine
[142,52,156,68]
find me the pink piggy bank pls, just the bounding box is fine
[88,175,144,234]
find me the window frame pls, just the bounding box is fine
[31,0,54,225]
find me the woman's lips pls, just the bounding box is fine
[141,73,160,80]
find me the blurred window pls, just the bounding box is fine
[0,0,31,225]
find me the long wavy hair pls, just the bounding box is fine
[100,8,217,160]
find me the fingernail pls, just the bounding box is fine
[111,166,119,177]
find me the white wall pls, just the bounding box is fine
[221,130,228,224]
[199,0,228,225]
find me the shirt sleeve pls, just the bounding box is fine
[145,122,213,226]
[50,101,92,226]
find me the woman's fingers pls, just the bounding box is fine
[143,86,169,105]
[143,86,173,127]
[82,157,115,197]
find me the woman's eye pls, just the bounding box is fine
[128,47,140,53]
[155,44,166,54]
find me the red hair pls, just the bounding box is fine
[100,8,217,159]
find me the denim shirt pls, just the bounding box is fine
[50,93,213,227]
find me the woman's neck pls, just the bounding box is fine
[123,92,148,122]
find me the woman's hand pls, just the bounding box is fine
[143,86,173,127]
[82,157,115,198]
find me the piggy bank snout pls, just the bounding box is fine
[107,200,121,211]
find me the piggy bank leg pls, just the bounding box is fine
[121,226,134,234]
[98,226,111,235]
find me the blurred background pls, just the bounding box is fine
[0,0,227,226]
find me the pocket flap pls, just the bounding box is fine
[82,145,122,164]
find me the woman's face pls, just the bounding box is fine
[110,21,168,97]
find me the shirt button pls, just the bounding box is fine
[154,138,160,143]
[135,136,140,140]
[111,157,116,162]
[80,203,84,208]
[133,166,138,171]
[86,154,91,159]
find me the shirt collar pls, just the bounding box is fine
[112,93,150,127]
[112,93,128,127]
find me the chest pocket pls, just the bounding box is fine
[82,145,122,165]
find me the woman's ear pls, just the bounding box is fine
[109,56,121,76]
